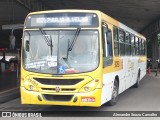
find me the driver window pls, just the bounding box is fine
[102,23,113,67]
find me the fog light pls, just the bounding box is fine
[24,81,29,86]
[30,85,34,90]
[84,87,89,91]
[38,95,42,101]
[73,96,78,103]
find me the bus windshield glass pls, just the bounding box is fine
[22,30,99,74]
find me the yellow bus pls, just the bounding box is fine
[21,10,146,107]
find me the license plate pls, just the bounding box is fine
[81,97,95,102]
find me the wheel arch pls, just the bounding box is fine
[138,68,141,78]
[115,75,119,87]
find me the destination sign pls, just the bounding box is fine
[25,13,99,28]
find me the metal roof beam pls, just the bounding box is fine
[15,0,48,11]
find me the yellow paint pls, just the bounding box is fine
[138,56,147,63]
[103,57,123,74]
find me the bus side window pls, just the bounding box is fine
[113,27,119,56]
[102,26,107,58]
[119,29,125,56]
[107,29,113,56]
[102,25,113,68]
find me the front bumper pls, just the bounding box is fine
[20,87,101,107]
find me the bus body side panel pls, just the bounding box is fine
[101,71,122,105]
[101,55,146,106]
[100,14,147,105]
[100,17,126,105]
[130,56,138,86]
[101,73,115,105]
[138,56,147,80]
[101,57,126,105]
[124,56,135,89]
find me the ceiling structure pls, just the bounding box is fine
[41,0,160,33]
[0,0,160,38]
[1,0,160,32]
[0,0,160,32]
[0,0,47,26]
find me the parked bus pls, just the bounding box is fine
[20,10,146,107]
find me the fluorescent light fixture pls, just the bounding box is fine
[2,24,24,30]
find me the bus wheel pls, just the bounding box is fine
[107,80,119,106]
[132,72,140,88]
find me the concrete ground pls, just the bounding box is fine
[0,72,18,92]
[0,72,19,104]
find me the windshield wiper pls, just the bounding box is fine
[60,27,80,69]
[64,27,81,61]
[68,27,81,51]
[39,28,53,56]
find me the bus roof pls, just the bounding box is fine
[28,9,101,15]
[27,9,145,39]
[101,12,146,39]
[100,12,146,39]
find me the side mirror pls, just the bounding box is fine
[25,40,30,52]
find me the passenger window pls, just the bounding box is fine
[102,23,113,67]
[102,26,107,57]
[107,29,113,57]
[125,32,130,44]
[135,37,139,55]
[142,40,146,55]
[119,29,125,56]
[143,40,146,55]
[113,27,119,56]
[131,34,135,55]
[125,32,131,55]
[139,39,142,55]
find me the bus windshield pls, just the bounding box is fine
[22,29,99,74]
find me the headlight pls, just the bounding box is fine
[24,78,38,91]
[79,79,99,92]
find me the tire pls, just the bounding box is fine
[132,72,140,88]
[107,80,119,106]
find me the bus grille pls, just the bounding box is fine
[43,94,73,101]
[41,88,76,92]
[34,78,83,85]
